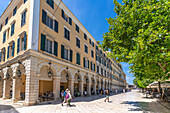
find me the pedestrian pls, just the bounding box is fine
[61,89,68,106]
[66,90,72,107]
[100,90,103,97]
[61,90,65,102]
[84,91,87,96]
[104,90,109,102]
[123,89,125,95]
[115,89,117,94]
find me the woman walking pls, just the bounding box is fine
[66,90,72,107]
[104,90,109,102]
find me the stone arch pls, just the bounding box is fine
[37,61,57,76]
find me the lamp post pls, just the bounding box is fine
[48,61,53,78]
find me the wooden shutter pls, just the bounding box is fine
[88,60,89,69]
[7,46,10,59]
[83,57,85,67]
[70,49,73,62]
[54,20,58,33]
[94,64,96,71]
[54,41,58,56]
[17,38,20,53]
[24,32,27,50]
[42,9,47,24]
[69,17,72,25]
[3,48,5,61]
[62,9,64,18]
[12,41,15,57]
[61,45,65,59]
[41,34,46,51]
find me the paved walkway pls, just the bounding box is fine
[0,90,169,113]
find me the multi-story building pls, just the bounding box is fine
[0,0,126,105]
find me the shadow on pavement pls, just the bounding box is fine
[0,104,19,113]
[36,92,126,106]
[121,101,170,113]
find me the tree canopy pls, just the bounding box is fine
[101,0,170,82]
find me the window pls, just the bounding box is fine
[64,27,70,41]
[45,39,52,54]
[75,24,79,33]
[89,39,91,44]
[96,46,98,51]
[17,32,27,53]
[76,37,80,48]
[97,66,99,73]
[62,9,72,25]
[101,68,103,75]
[24,0,27,3]
[91,50,94,58]
[0,24,2,31]
[40,33,58,56]
[42,10,58,33]
[91,61,95,71]
[7,41,15,59]
[104,70,106,76]
[21,11,26,27]
[61,45,73,62]
[76,53,80,65]
[84,33,87,40]
[84,44,88,53]
[46,15,53,29]
[13,7,17,16]
[46,0,54,9]
[92,42,94,47]
[100,50,102,54]
[83,58,89,69]
[11,22,15,36]
[5,18,8,25]
[0,51,2,63]
[3,31,6,43]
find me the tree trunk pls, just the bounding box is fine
[158,81,161,95]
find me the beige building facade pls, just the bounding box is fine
[0,0,126,106]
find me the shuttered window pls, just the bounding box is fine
[45,38,52,54]
[75,24,79,33]
[46,15,53,29]
[21,11,26,27]
[17,38,20,53]
[5,18,8,25]
[84,33,87,40]
[41,34,46,51]
[11,22,15,36]
[7,46,10,59]
[76,37,80,48]
[64,27,70,41]
[54,20,58,33]
[84,45,88,53]
[0,52,2,62]
[12,41,15,57]
[42,9,47,24]
[46,0,54,9]
[76,53,80,65]
[91,50,94,58]
[13,7,17,16]
[69,17,72,25]
[3,32,6,43]
[83,58,89,69]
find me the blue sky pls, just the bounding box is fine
[0,0,135,84]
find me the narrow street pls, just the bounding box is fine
[0,90,169,113]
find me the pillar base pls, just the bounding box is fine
[23,102,36,106]
[12,98,20,103]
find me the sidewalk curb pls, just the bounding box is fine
[157,101,170,110]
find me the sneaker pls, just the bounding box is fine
[61,104,63,106]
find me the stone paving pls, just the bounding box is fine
[0,90,169,113]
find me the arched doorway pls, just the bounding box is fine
[60,69,71,92]
[39,65,54,102]
[0,71,4,98]
[74,73,81,97]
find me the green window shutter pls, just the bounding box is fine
[62,9,64,18]
[94,64,96,71]
[83,58,85,67]
[54,20,58,33]
[69,17,72,25]
[76,53,78,65]
[91,62,92,70]
[3,48,6,61]
[61,45,65,59]
[70,49,73,62]
[7,46,10,59]
[78,53,80,65]
[54,41,58,56]
[17,38,20,54]
[12,41,15,57]
[76,53,80,65]
[24,32,27,50]
[41,34,46,51]
[88,60,89,69]
[42,9,47,24]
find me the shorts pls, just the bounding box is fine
[106,95,109,99]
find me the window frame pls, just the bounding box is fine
[64,26,70,41]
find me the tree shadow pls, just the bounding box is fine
[121,101,170,113]
[0,104,19,113]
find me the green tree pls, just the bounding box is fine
[133,78,153,89]
[102,0,170,85]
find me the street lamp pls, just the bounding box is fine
[16,62,21,77]
[66,67,69,80]
[48,61,53,78]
